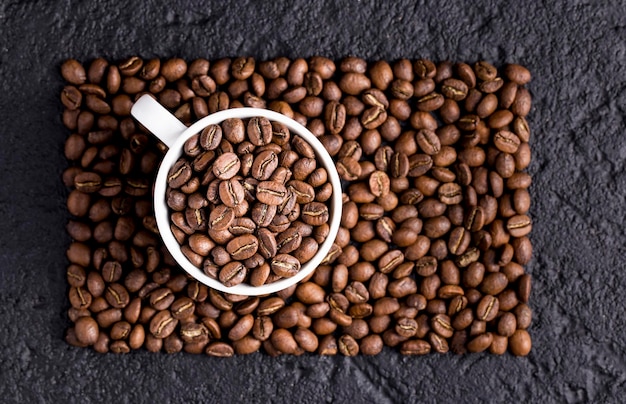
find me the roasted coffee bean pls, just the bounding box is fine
[203,342,234,357]
[301,202,329,226]
[512,87,532,117]
[226,234,259,260]
[219,179,245,208]
[400,339,431,355]
[448,227,471,255]
[213,152,241,180]
[74,316,99,345]
[250,150,278,180]
[167,160,192,189]
[466,332,493,353]
[110,321,131,340]
[251,203,277,227]
[337,334,359,356]
[481,273,509,295]
[102,261,123,283]
[289,284,322,308]
[438,183,463,205]
[474,61,497,81]
[509,329,532,356]
[105,283,129,308]
[429,332,449,353]
[161,58,187,82]
[507,214,532,237]
[504,64,531,85]
[149,310,178,339]
[271,254,300,277]
[441,78,468,100]
[476,295,499,322]
[270,329,297,354]
[256,181,287,205]
[494,130,521,154]
[62,59,87,85]
[431,314,454,338]
[416,129,441,155]
[219,261,247,287]
[408,154,433,177]
[416,93,444,111]
[149,288,175,311]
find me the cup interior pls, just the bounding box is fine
[154,108,342,296]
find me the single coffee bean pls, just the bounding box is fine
[167,160,192,189]
[416,93,444,112]
[226,234,259,261]
[448,227,471,255]
[213,152,241,180]
[395,317,418,338]
[101,260,123,283]
[514,303,533,330]
[149,288,175,311]
[476,295,500,322]
[256,181,287,205]
[246,116,272,146]
[161,58,187,82]
[512,87,532,117]
[441,78,468,100]
[466,332,493,353]
[300,202,329,226]
[509,329,532,356]
[339,72,371,95]
[128,324,145,350]
[416,129,441,155]
[105,283,129,308]
[74,316,99,345]
[149,310,178,339]
[66,265,86,287]
[246,316,274,343]
[110,321,132,340]
[431,314,454,338]
[497,312,517,337]
[408,154,433,177]
[518,274,532,303]
[218,179,245,208]
[271,254,300,277]
[400,339,431,355]
[438,183,463,205]
[269,329,297,354]
[428,332,449,353]
[203,341,233,357]
[504,64,531,85]
[480,272,509,295]
[251,203,277,227]
[507,214,532,237]
[337,334,359,356]
[62,59,87,85]
[493,130,521,154]
[219,261,247,287]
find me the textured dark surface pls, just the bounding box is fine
[0,1,624,402]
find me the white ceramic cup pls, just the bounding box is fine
[131,94,342,296]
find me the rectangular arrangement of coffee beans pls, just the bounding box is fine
[62,56,533,356]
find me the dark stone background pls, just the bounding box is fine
[0,1,624,402]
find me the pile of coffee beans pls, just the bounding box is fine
[166,116,332,287]
[62,56,533,356]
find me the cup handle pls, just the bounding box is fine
[131,94,188,148]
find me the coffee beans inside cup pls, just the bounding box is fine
[62,56,533,357]
[165,116,331,287]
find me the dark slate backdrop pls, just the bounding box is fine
[0,1,624,402]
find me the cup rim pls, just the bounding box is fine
[154,107,342,296]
